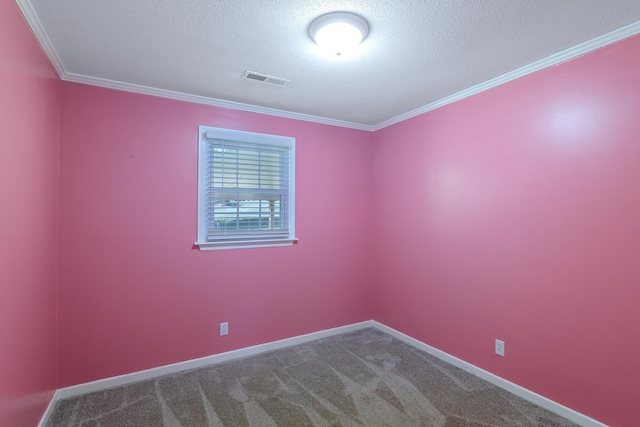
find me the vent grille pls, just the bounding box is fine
[242,70,290,86]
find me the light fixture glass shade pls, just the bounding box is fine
[309,12,369,55]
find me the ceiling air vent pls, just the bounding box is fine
[242,70,290,86]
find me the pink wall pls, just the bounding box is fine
[371,35,640,426]
[0,0,60,425]
[9,2,636,423]
[58,83,373,387]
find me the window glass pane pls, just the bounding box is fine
[207,141,287,234]
[210,197,282,231]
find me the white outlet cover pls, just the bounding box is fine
[220,322,229,336]
[495,339,505,357]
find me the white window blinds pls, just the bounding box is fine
[196,127,296,250]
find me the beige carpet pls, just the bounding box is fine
[46,328,578,426]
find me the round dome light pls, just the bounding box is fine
[309,12,369,56]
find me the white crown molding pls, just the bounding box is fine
[14,0,640,134]
[63,72,374,132]
[14,0,65,78]
[372,19,640,131]
[12,0,373,132]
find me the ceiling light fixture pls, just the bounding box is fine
[309,12,369,56]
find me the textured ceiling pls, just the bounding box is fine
[19,0,640,128]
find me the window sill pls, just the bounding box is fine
[195,238,298,251]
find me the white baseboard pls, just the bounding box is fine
[51,321,374,402]
[37,389,62,427]
[39,319,606,427]
[371,321,607,427]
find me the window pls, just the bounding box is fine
[195,126,296,250]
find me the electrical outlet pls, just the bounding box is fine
[220,322,229,336]
[495,339,505,357]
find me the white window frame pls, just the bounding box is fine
[195,126,297,251]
